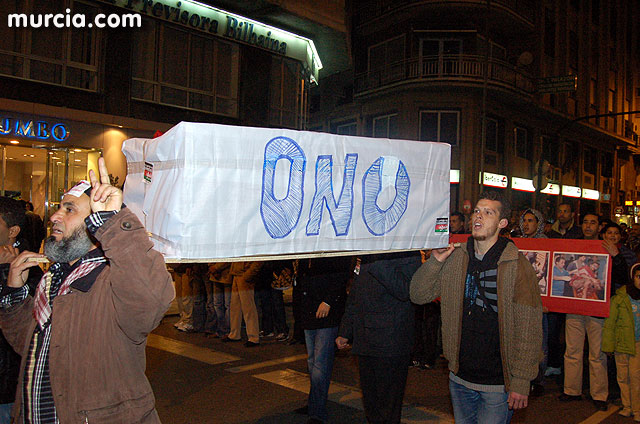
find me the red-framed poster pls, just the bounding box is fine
[450,235,612,317]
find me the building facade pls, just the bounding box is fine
[0,0,337,219]
[310,0,640,224]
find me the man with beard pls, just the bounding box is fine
[410,191,542,423]
[0,158,174,423]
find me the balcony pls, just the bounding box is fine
[354,55,535,97]
[354,0,535,30]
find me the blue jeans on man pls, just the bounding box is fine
[304,326,339,423]
[213,282,232,337]
[449,377,513,424]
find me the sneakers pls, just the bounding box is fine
[221,336,241,343]
[276,333,288,341]
[545,366,562,376]
[244,341,260,347]
[558,393,582,402]
[260,332,275,339]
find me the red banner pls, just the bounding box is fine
[450,235,612,317]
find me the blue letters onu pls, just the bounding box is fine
[260,137,306,239]
[260,138,411,238]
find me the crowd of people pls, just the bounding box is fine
[1,170,640,424]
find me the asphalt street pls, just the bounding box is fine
[145,312,639,424]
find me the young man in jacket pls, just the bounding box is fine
[0,158,174,423]
[410,191,542,423]
[296,257,351,424]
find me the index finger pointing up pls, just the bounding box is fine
[98,157,110,184]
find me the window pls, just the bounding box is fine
[335,122,357,136]
[542,136,560,167]
[270,56,303,128]
[372,114,398,138]
[368,36,404,71]
[419,110,460,146]
[601,151,613,178]
[569,31,578,71]
[583,147,597,175]
[514,127,531,160]
[131,19,239,117]
[544,8,556,57]
[485,118,500,152]
[0,0,99,91]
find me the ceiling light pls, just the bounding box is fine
[9,140,19,144]
[74,159,81,162]
[48,152,53,155]
[74,149,82,152]
[7,158,14,160]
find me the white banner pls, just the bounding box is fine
[122,122,451,260]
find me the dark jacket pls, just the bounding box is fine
[297,257,351,330]
[0,239,42,404]
[547,220,583,239]
[0,208,174,423]
[338,252,421,357]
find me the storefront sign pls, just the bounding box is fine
[625,201,634,206]
[450,169,459,184]
[541,183,560,195]
[582,189,600,200]
[511,177,535,192]
[480,172,508,188]
[562,185,582,198]
[99,0,322,82]
[0,117,69,142]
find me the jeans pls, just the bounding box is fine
[0,403,12,424]
[449,378,513,424]
[203,281,218,334]
[305,327,339,423]
[213,282,231,336]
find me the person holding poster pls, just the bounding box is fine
[410,191,542,423]
[560,213,610,411]
[0,158,174,423]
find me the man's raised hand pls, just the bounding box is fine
[88,157,122,213]
[432,244,455,263]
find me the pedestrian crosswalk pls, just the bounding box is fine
[147,334,241,365]
[254,369,455,424]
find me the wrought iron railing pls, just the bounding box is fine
[355,55,535,95]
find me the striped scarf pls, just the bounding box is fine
[33,257,106,331]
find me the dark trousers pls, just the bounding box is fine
[547,312,565,369]
[358,354,410,424]
[412,302,440,366]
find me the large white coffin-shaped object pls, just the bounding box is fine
[122,122,450,260]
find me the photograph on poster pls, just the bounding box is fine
[551,252,609,301]
[521,250,550,295]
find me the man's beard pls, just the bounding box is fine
[44,225,94,263]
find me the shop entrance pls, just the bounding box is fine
[0,145,101,222]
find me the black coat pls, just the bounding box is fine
[338,252,422,357]
[296,257,352,330]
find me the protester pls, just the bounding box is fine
[270,260,294,341]
[172,264,194,332]
[17,200,45,253]
[560,213,611,411]
[517,207,547,396]
[0,158,174,423]
[337,252,421,424]
[225,261,263,347]
[602,263,640,420]
[0,198,42,423]
[411,191,542,423]
[547,203,583,239]
[296,257,350,424]
[411,250,440,371]
[450,211,467,234]
[209,262,232,338]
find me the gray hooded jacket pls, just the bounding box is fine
[519,208,548,238]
